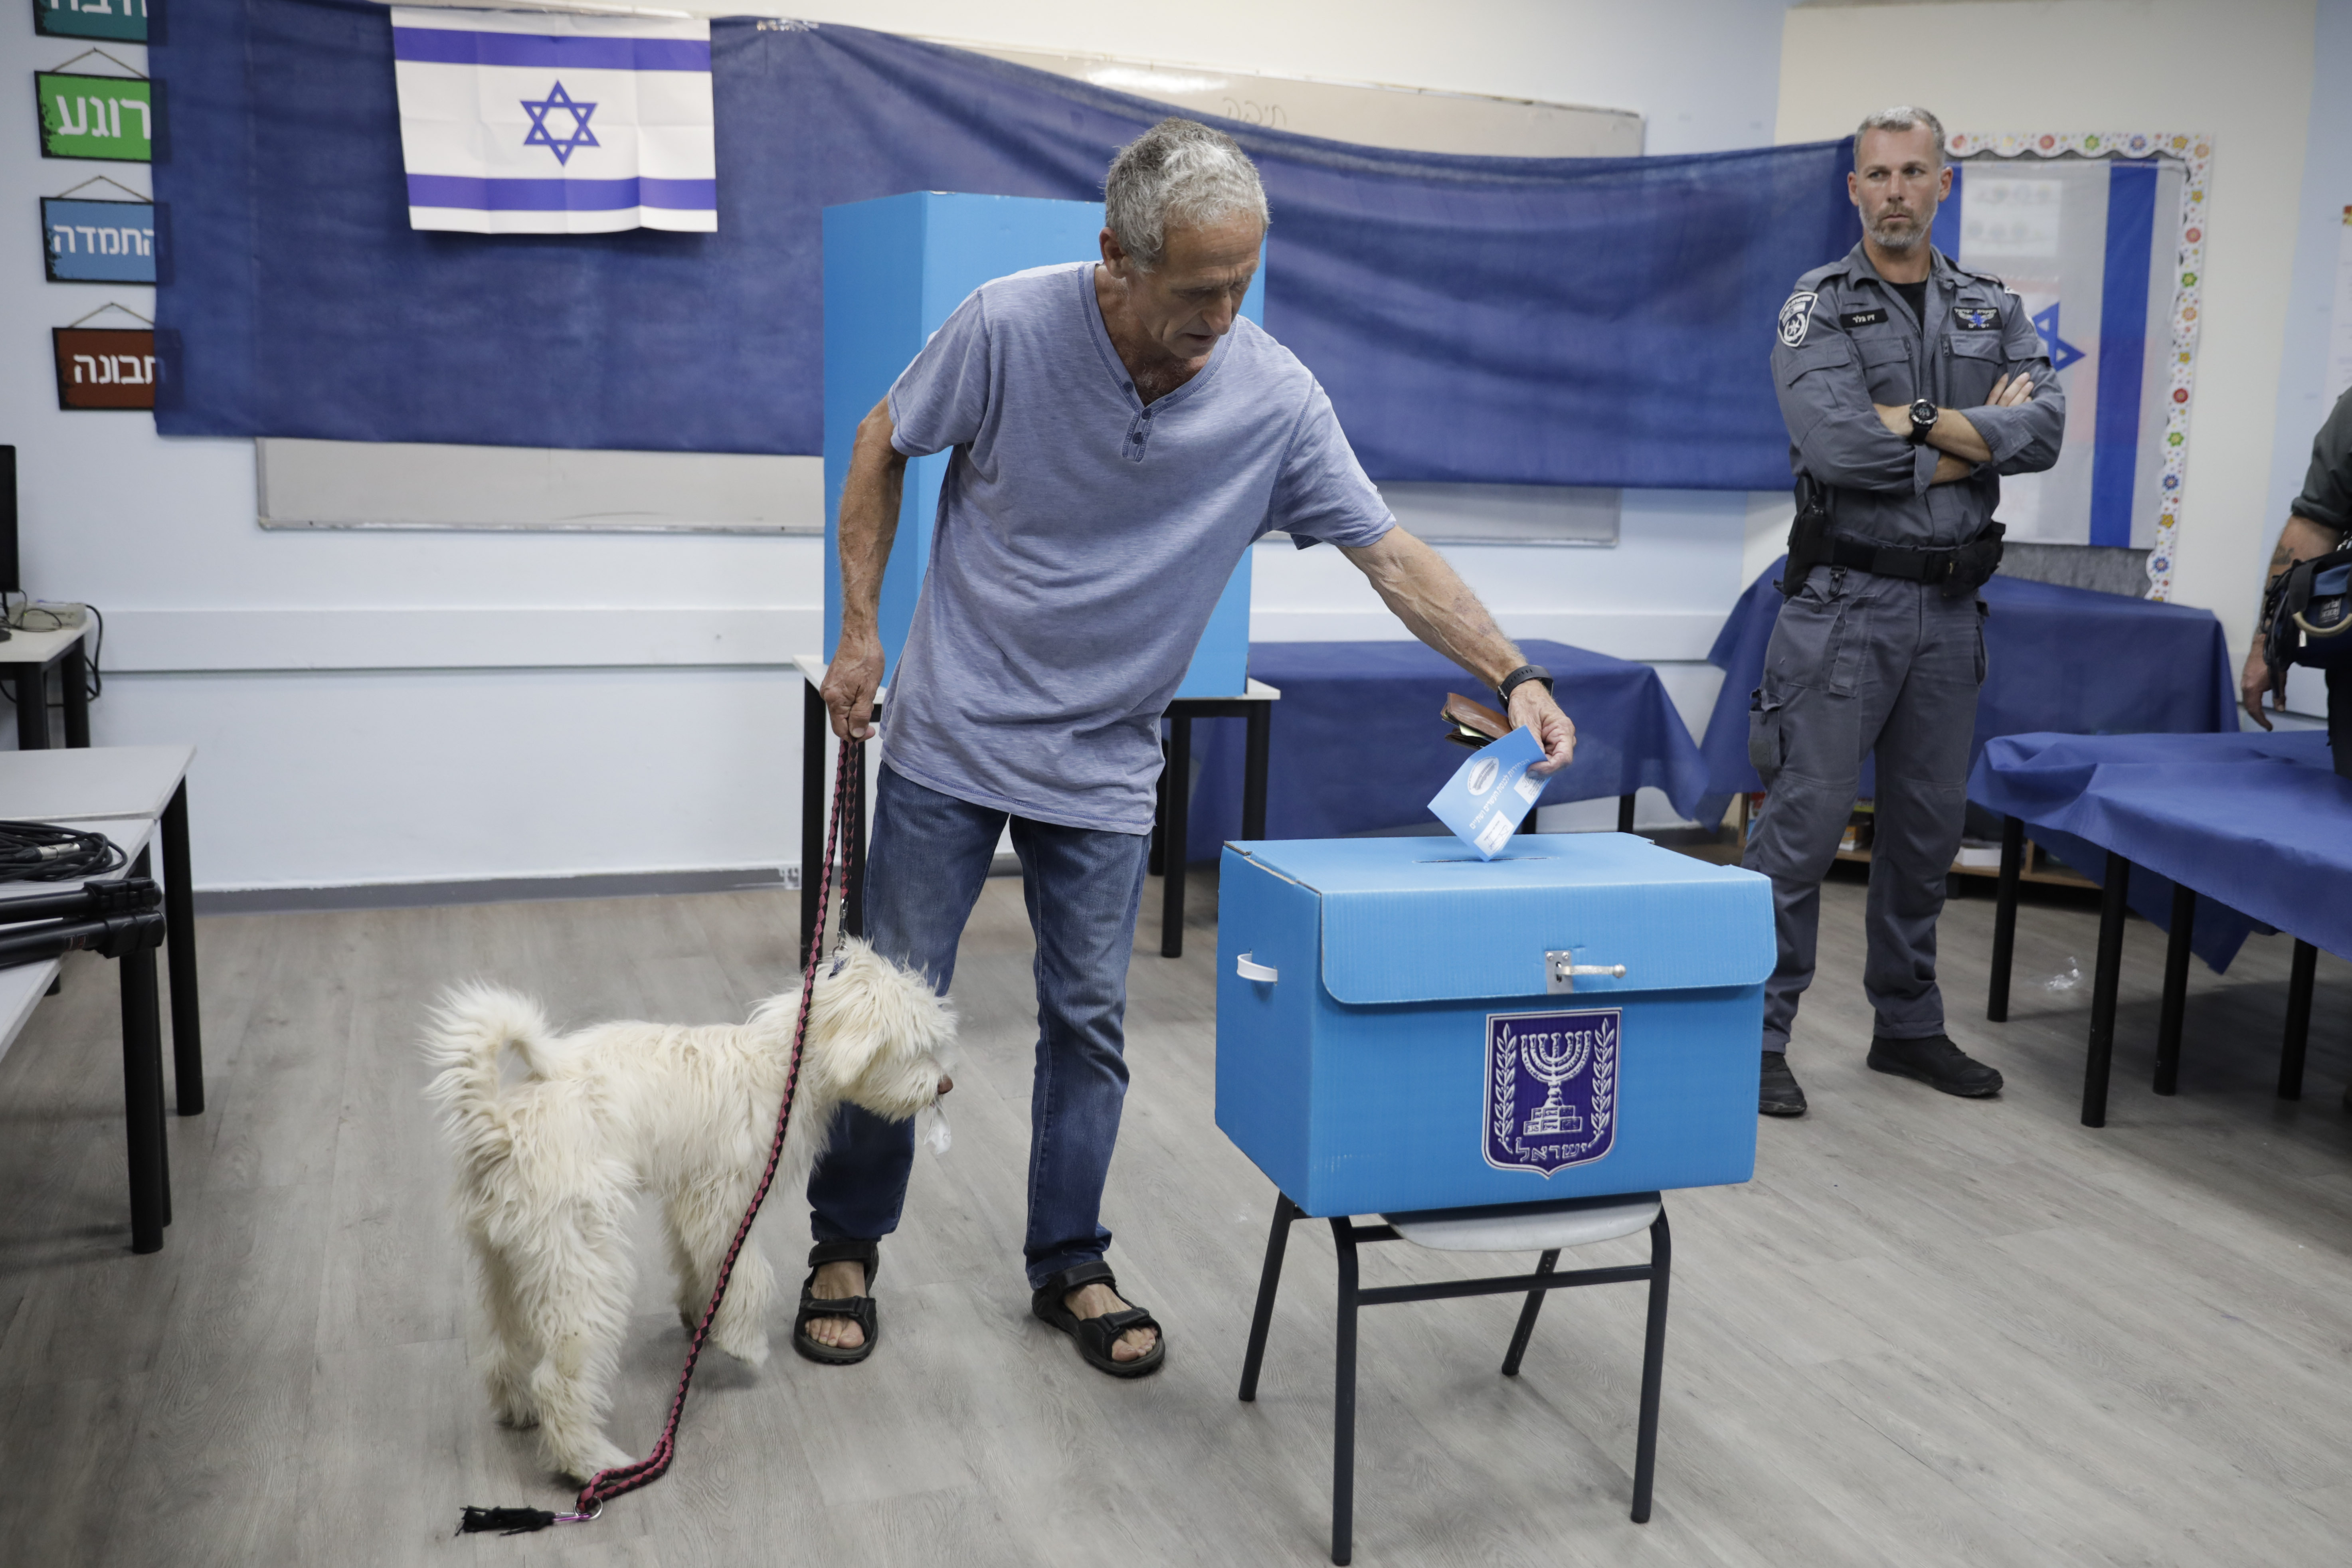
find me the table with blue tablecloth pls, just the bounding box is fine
[1183,640,1713,853]
[1696,558,2238,817]
[1968,728,2352,1124]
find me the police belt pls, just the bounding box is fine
[1817,525,2005,590]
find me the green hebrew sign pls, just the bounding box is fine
[35,0,150,44]
[37,72,152,162]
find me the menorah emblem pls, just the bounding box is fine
[1519,1027,1591,1137]
[1485,1008,1618,1177]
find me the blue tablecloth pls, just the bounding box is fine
[1185,639,1709,857]
[1697,558,2238,815]
[1967,729,2352,973]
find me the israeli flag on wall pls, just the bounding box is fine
[390,8,715,234]
[1933,157,2186,549]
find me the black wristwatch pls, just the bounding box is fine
[1907,399,1939,445]
[1497,664,1554,710]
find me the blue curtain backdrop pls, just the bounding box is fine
[152,1,1860,488]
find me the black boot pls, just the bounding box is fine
[1759,1052,1807,1117]
[1867,1034,2003,1097]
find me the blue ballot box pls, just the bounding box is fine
[1216,834,1771,1216]
[821,191,1258,695]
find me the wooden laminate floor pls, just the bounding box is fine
[2,867,2350,1567]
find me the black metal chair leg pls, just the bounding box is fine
[2154,881,2196,1096]
[2281,939,2317,1101]
[1630,1212,1672,1524]
[2081,850,2132,1128]
[1988,815,2023,1021]
[1330,1216,1360,1566]
[1499,1249,1559,1376]
[1238,1194,1300,1402]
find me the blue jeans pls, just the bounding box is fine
[805,762,1151,1290]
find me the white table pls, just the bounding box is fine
[0,612,98,750]
[0,813,172,1252]
[0,745,201,1120]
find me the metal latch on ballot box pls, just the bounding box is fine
[1546,950,1625,995]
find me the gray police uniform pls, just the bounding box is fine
[1751,240,2064,1053]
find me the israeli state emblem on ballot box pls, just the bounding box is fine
[1216,835,1770,1216]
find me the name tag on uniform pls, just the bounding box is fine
[1840,308,1887,328]
[1952,306,2001,330]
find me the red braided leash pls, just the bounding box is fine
[459,736,862,1537]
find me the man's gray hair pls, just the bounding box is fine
[1104,118,1269,270]
[1855,105,1948,167]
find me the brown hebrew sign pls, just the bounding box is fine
[53,325,154,409]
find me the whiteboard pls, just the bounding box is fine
[278,16,1641,534]
[963,45,1642,158]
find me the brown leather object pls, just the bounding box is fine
[1441,692,1511,749]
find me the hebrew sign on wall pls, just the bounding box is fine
[53,326,156,409]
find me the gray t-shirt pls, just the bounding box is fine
[881,261,1394,833]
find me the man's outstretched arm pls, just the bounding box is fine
[1338,526,1577,775]
[821,396,906,740]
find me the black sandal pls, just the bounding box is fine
[792,1239,880,1366]
[1030,1260,1166,1379]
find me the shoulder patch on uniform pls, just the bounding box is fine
[1952,305,2002,330]
[1778,292,1818,348]
[1840,308,1888,329]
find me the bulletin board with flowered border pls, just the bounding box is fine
[1946,131,2209,600]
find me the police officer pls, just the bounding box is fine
[1752,106,2065,1117]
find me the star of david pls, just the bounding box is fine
[520,81,599,166]
[2031,303,2085,374]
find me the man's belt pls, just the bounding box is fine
[1820,526,2004,589]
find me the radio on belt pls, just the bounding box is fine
[1216,834,1771,1216]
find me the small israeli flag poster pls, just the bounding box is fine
[389,7,716,235]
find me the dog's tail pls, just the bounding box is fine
[421,983,556,1167]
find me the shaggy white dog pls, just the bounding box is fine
[421,939,955,1482]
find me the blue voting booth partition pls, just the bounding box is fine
[1217,835,1770,1217]
[822,191,1258,695]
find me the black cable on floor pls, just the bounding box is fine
[0,822,125,883]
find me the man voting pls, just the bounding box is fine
[805,119,1577,1375]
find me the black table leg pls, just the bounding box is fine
[119,931,167,1255]
[801,681,825,958]
[1238,1193,1300,1402]
[161,781,204,1116]
[843,736,869,941]
[129,848,169,1227]
[1329,1215,1361,1566]
[2280,939,2317,1102]
[1149,736,1167,876]
[2154,881,2196,1097]
[1616,793,1636,834]
[2081,850,2132,1128]
[61,641,89,748]
[1161,715,1191,959]
[1988,815,2024,1022]
[13,666,46,749]
[1242,703,1271,841]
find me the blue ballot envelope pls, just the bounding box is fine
[1216,834,1771,1216]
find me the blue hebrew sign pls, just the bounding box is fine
[42,196,154,283]
[1484,1008,1618,1176]
[34,0,148,43]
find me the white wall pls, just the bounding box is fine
[5,3,1793,892]
[1778,0,2319,688]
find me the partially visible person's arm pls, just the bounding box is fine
[820,397,906,740]
[1338,526,1577,775]
[2239,514,2344,729]
[1774,292,1954,493]
[1873,371,2035,466]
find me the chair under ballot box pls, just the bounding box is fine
[1216,835,1770,1562]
